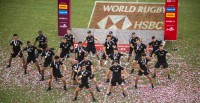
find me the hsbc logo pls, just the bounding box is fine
[59,24,68,28]
[97,15,132,30]
[166,27,175,31]
[167,0,176,2]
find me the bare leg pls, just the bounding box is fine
[135,75,141,88]
[100,59,103,66]
[72,87,82,101]
[60,77,67,90]
[130,60,136,74]
[21,57,25,65]
[166,68,171,79]
[146,75,154,89]
[24,62,29,74]
[41,67,46,81]
[152,68,158,78]
[34,62,41,74]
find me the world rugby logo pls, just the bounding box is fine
[88,1,164,30]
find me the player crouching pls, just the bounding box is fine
[46,55,67,91]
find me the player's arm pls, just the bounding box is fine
[103,46,107,56]
[33,38,38,46]
[10,45,13,54]
[57,48,61,56]
[62,64,67,74]
[106,70,111,78]
[77,71,82,80]
[166,53,172,58]
[107,54,112,61]
[121,68,127,79]
[83,37,87,44]
[162,41,166,47]
[137,64,144,72]
[70,70,74,80]
[147,43,151,55]
[91,65,94,74]
[73,35,75,43]
[74,49,77,59]
[112,44,116,49]
[44,37,48,45]
[20,41,24,52]
[94,37,99,43]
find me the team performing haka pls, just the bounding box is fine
[6,30,172,101]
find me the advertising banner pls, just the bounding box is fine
[164,0,178,40]
[58,0,71,36]
[88,1,165,30]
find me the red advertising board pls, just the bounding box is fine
[164,0,178,40]
[74,42,153,53]
[58,0,71,36]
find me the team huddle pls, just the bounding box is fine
[6,29,172,101]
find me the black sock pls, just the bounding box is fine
[134,85,137,89]
[151,84,154,88]
[107,92,111,95]
[64,86,67,90]
[74,97,77,99]
[168,75,171,79]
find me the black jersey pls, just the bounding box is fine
[137,58,150,71]
[50,60,63,74]
[10,40,23,51]
[86,36,95,47]
[72,63,80,73]
[64,34,74,45]
[154,49,168,63]
[149,40,162,51]
[74,46,87,60]
[104,41,115,54]
[60,42,71,53]
[129,37,139,46]
[23,45,37,57]
[41,50,55,61]
[109,65,124,79]
[35,35,47,47]
[79,60,93,71]
[134,43,147,54]
[109,52,123,63]
[106,36,118,45]
[77,70,92,83]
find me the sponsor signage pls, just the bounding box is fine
[58,0,71,36]
[88,1,165,30]
[164,0,178,40]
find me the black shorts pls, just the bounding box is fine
[11,51,23,58]
[101,52,113,60]
[155,62,168,68]
[87,47,96,54]
[60,52,70,58]
[111,78,123,86]
[43,60,52,67]
[27,57,37,63]
[37,49,43,55]
[50,73,63,79]
[138,70,150,76]
[89,74,95,79]
[79,83,90,89]
[150,50,156,57]
[72,72,77,80]
[77,57,84,63]
[134,54,141,60]
[129,47,134,56]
